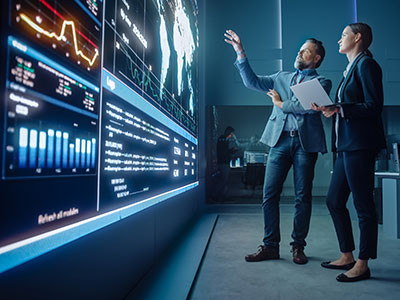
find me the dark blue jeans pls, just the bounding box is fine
[262,134,317,249]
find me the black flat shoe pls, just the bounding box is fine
[321,261,356,270]
[336,268,371,282]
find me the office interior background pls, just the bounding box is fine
[1,0,400,299]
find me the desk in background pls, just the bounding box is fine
[375,172,400,239]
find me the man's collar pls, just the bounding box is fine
[296,68,317,76]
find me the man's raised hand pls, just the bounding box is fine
[224,30,245,57]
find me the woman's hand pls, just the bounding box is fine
[311,103,340,118]
[267,89,283,108]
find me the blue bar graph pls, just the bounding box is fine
[16,127,96,171]
[91,138,96,168]
[75,138,81,168]
[38,131,47,168]
[69,144,75,168]
[81,139,86,168]
[29,130,38,168]
[62,132,69,168]
[47,129,55,168]
[55,131,62,168]
[86,140,91,167]
[19,128,28,168]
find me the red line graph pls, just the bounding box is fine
[20,13,99,66]
[39,0,98,49]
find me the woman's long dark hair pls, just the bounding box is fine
[348,22,373,57]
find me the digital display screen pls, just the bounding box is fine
[100,79,197,211]
[0,0,199,273]
[103,0,198,135]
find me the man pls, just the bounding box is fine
[213,126,238,201]
[224,30,331,264]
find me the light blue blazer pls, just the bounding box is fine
[235,58,331,154]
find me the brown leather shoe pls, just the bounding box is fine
[292,246,308,264]
[245,245,279,262]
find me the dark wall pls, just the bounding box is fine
[358,0,400,105]
[205,0,282,106]
[205,0,400,106]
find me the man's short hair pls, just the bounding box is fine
[224,126,235,137]
[306,38,325,68]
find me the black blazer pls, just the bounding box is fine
[332,53,386,152]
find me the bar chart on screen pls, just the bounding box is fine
[16,127,96,171]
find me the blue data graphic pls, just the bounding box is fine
[99,71,198,211]
[16,127,96,172]
[3,81,99,178]
[2,35,99,178]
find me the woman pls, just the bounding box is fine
[312,23,386,282]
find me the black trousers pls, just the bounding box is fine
[326,150,378,260]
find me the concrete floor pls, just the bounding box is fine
[189,203,400,300]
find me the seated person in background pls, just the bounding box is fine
[212,126,238,201]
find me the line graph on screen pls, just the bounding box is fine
[14,0,100,70]
[19,13,99,66]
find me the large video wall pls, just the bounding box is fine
[0,0,199,273]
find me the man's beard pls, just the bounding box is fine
[294,58,312,70]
